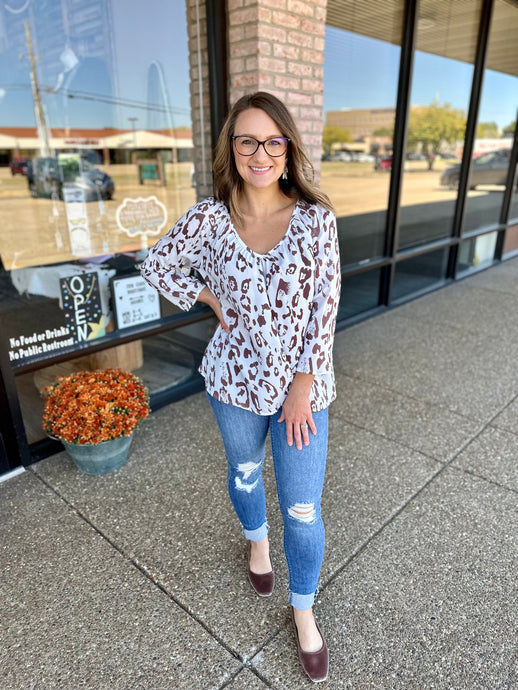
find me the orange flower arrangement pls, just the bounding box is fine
[42,368,150,445]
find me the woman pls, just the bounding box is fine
[140,91,340,683]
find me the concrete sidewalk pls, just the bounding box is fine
[2,258,518,689]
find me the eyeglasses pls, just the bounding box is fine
[231,135,290,157]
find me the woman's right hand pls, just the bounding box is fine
[197,287,230,333]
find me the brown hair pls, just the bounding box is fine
[213,91,332,225]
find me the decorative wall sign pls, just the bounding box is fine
[60,272,105,342]
[115,195,167,248]
[111,273,160,329]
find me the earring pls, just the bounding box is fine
[281,161,288,181]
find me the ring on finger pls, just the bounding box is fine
[300,423,308,429]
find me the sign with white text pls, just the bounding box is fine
[60,272,105,342]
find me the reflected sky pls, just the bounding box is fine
[0,0,191,129]
[324,26,516,130]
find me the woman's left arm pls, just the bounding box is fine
[278,208,341,450]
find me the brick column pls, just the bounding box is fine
[186,0,213,199]
[227,0,327,175]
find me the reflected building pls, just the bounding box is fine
[326,107,396,141]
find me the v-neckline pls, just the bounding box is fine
[228,201,299,257]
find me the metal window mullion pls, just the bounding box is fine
[450,0,494,278]
[496,109,518,259]
[382,0,418,306]
[206,0,228,152]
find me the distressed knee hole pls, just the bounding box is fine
[288,502,316,523]
[235,460,261,493]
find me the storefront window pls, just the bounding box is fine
[509,170,518,223]
[397,0,482,251]
[392,248,449,302]
[337,269,382,322]
[0,1,210,443]
[503,223,518,256]
[323,0,404,268]
[458,232,498,273]
[462,0,518,234]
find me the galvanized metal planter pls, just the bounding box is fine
[62,435,133,475]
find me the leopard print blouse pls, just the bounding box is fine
[140,197,341,415]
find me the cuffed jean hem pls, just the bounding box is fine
[290,590,316,610]
[243,522,268,542]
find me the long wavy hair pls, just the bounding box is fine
[213,91,332,225]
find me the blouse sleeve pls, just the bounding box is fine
[296,208,341,376]
[139,200,209,311]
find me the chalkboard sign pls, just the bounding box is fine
[111,273,160,330]
[60,271,105,342]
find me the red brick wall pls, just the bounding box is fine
[227,0,327,176]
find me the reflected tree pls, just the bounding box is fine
[476,121,499,138]
[407,103,466,170]
[323,125,352,155]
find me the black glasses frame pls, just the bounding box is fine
[231,135,290,157]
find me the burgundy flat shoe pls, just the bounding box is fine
[291,607,329,683]
[247,543,274,597]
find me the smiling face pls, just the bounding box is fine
[232,107,287,192]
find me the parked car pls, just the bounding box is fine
[355,152,375,163]
[331,151,353,162]
[9,157,29,175]
[27,156,114,201]
[375,155,392,171]
[440,149,516,190]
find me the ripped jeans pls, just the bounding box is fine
[207,392,328,610]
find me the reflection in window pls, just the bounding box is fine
[392,248,448,302]
[462,0,518,234]
[337,269,381,322]
[458,232,498,273]
[0,1,197,344]
[0,1,195,272]
[323,0,404,267]
[503,224,518,257]
[509,168,518,223]
[398,0,482,250]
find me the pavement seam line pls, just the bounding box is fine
[26,466,245,666]
[27,469,295,688]
[319,403,511,594]
[217,661,273,689]
[450,464,518,496]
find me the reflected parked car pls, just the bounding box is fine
[9,157,29,175]
[331,151,353,161]
[355,152,375,163]
[375,155,392,171]
[440,149,516,190]
[27,156,114,201]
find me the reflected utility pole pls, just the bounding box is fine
[24,21,51,157]
[128,117,138,145]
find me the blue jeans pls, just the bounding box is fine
[207,392,328,610]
